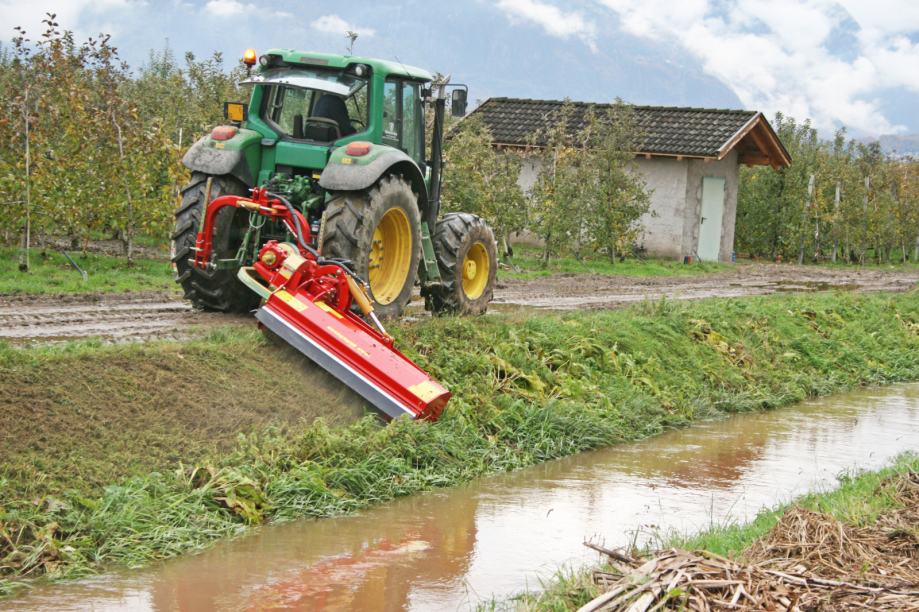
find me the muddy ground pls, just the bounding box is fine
[1,263,916,344]
[494,262,919,310]
[0,290,247,344]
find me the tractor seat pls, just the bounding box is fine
[311,94,356,138]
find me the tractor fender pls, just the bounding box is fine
[182,128,262,187]
[319,145,429,214]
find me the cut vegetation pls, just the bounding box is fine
[521,454,919,611]
[2,290,919,596]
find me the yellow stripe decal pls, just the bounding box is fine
[316,301,344,319]
[327,326,370,358]
[275,290,308,312]
[408,380,444,403]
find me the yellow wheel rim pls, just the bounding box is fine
[368,207,412,305]
[462,241,490,300]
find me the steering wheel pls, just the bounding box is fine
[303,117,342,140]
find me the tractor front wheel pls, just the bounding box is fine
[320,175,422,318]
[172,172,259,312]
[426,213,498,315]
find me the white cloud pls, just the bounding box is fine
[596,0,919,136]
[203,0,290,19]
[203,0,249,17]
[0,0,128,39]
[310,14,376,38]
[495,0,598,52]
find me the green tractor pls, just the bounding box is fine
[173,49,497,318]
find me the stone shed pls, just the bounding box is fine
[468,98,791,262]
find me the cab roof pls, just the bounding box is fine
[261,49,434,82]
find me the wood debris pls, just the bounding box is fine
[578,472,919,611]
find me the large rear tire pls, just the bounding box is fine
[319,175,422,319]
[172,172,259,312]
[426,213,498,315]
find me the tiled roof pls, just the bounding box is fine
[468,97,760,158]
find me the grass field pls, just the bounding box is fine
[0,248,177,295]
[501,244,729,279]
[2,290,919,594]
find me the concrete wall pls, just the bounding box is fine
[509,152,740,262]
[633,158,689,259]
[517,157,540,194]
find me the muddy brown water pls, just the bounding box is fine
[7,384,919,611]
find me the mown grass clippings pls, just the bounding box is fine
[2,291,919,595]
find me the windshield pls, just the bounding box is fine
[248,68,369,142]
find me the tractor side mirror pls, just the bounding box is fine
[451,89,467,117]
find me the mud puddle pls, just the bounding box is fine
[8,384,919,611]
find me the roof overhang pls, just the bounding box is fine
[718,112,792,169]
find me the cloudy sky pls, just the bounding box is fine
[2,0,917,138]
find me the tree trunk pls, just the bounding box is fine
[19,89,31,273]
[113,114,135,265]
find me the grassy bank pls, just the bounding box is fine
[520,453,919,610]
[0,248,176,295]
[2,290,919,595]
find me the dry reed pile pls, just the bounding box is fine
[578,472,919,611]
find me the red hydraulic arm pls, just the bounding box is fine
[190,188,450,421]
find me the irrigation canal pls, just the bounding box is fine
[9,384,919,610]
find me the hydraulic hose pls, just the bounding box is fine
[266,191,363,281]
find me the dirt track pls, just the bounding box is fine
[494,263,919,309]
[0,291,249,344]
[1,264,916,344]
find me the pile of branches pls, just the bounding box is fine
[578,472,919,611]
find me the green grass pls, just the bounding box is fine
[2,290,919,595]
[504,244,730,279]
[517,453,919,611]
[0,248,175,295]
[673,452,919,557]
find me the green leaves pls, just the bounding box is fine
[529,100,651,264]
[737,115,919,264]
[0,24,230,256]
[442,115,528,253]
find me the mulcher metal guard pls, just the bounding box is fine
[254,288,448,421]
[192,189,450,421]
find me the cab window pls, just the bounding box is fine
[382,78,425,164]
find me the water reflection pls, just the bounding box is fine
[8,385,919,611]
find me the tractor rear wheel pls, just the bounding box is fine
[426,213,498,315]
[320,175,422,319]
[172,172,259,312]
